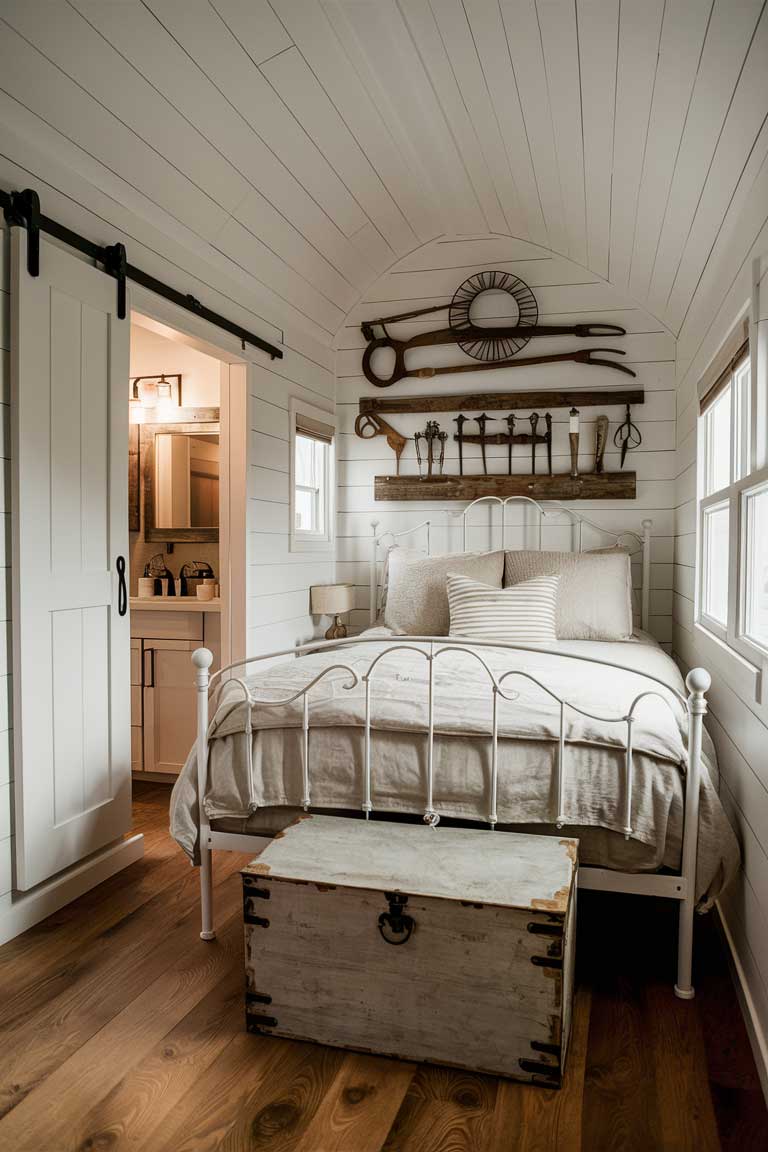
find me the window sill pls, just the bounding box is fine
[693,620,765,706]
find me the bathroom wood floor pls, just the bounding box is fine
[0,782,764,1152]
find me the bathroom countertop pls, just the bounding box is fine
[129,597,221,614]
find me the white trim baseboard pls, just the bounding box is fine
[715,899,768,1106]
[0,832,144,946]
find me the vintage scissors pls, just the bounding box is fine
[614,404,642,468]
[362,323,628,387]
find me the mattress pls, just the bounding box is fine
[170,630,739,906]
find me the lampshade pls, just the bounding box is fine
[310,583,354,616]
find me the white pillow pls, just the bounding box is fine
[448,573,559,643]
[504,549,633,641]
[383,549,504,636]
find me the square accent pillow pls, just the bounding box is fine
[448,572,559,643]
[383,549,504,636]
[503,548,633,640]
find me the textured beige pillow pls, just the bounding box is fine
[384,549,504,635]
[504,548,633,640]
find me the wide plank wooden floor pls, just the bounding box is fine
[0,782,764,1151]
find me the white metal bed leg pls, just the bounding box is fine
[675,667,710,999]
[193,648,216,941]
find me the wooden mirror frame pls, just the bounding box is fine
[140,407,221,543]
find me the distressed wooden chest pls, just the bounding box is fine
[242,815,577,1086]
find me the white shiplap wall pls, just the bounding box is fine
[673,250,768,1090]
[248,338,336,657]
[335,236,676,645]
[0,222,11,906]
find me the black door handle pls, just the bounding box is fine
[116,555,127,617]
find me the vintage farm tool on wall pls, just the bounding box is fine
[614,404,643,467]
[415,420,448,479]
[594,415,609,474]
[361,269,627,386]
[354,412,408,474]
[454,413,553,476]
[366,346,636,387]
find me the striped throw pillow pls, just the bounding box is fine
[447,572,560,643]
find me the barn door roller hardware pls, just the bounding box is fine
[0,185,283,360]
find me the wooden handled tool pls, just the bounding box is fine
[594,415,609,474]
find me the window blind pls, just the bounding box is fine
[698,317,750,413]
[296,411,335,443]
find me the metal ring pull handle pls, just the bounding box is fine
[378,892,414,945]
[116,555,127,617]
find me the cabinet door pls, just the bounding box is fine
[143,640,198,775]
[130,639,143,772]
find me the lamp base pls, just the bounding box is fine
[325,615,347,640]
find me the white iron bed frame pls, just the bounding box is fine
[191,496,710,999]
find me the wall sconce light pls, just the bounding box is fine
[130,374,182,416]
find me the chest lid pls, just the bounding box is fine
[243,815,577,915]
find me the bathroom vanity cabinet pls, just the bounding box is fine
[130,600,221,778]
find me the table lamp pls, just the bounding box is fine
[310,583,354,640]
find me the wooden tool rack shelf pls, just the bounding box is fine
[374,472,636,502]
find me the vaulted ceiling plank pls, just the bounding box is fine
[461,0,549,248]
[411,0,524,236]
[628,0,713,304]
[0,21,229,245]
[665,9,768,332]
[608,0,665,293]
[261,46,416,257]
[536,0,588,268]
[144,0,369,250]
[646,0,764,319]
[3,1,250,217]
[498,0,568,256]
[208,0,293,65]
[271,0,437,244]
[71,0,373,300]
[324,0,487,236]
[577,0,619,280]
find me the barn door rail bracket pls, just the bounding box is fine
[0,185,283,360]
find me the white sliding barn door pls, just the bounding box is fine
[11,231,131,890]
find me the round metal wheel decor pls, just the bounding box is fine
[448,270,539,361]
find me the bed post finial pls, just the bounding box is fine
[193,647,215,941]
[675,665,710,999]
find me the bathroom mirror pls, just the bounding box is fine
[141,411,220,542]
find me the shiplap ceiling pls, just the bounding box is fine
[0,0,766,348]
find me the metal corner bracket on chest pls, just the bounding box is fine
[0,186,283,360]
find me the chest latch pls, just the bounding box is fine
[378,892,414,945]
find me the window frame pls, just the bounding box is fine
[289,397,335,554]
[696,341,768,668]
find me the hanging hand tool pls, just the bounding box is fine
[569,408,580,479]
[530,414,539,474]
[505,414,515,474]
[453,414,468,476]
[354,412,408,475]
[362,326,628,386]
[614,404,642,468]
[415,420,447,479]
[545,413,552,475]
[364,345,636,388]
[594,415,609,474]
[475,414,491,475]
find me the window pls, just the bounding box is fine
[697,329,768,664]
[289,399,335,552]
